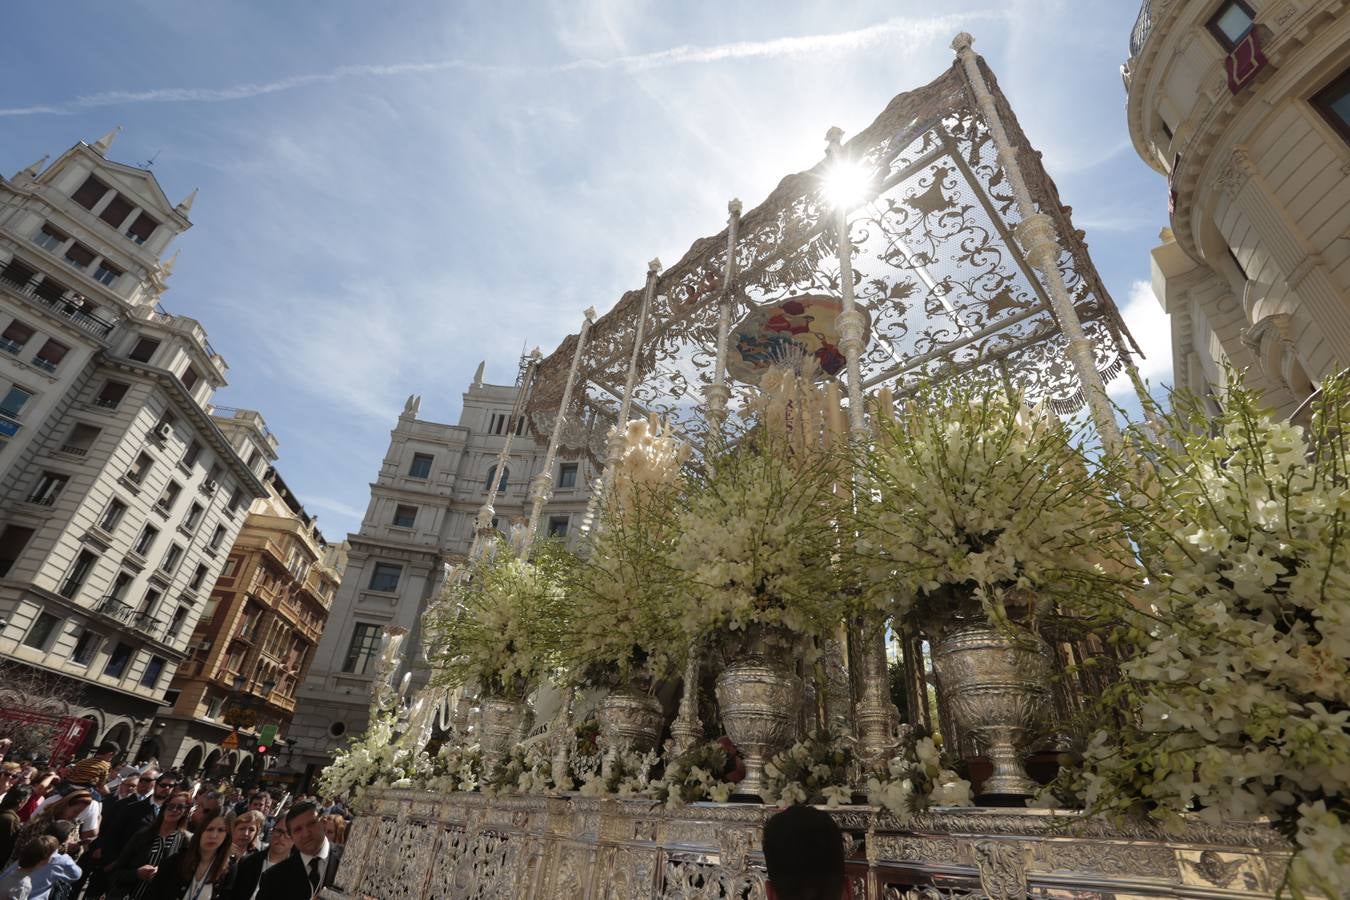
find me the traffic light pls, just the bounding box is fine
[257,723,278,755]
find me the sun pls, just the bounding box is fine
[821,160,873,210]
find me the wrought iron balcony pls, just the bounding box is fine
[94,596,137,625]
[0,271,116,339]
[1130,0,1155,58]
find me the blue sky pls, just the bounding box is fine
[0,0,1171,540]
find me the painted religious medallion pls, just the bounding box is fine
[727,295,869,384]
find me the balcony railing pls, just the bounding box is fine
[94,596,137,625]
[0,271,116,338]
[1130,0,1155,58]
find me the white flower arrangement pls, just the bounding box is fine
[318,713,434,807]
[761,731,857,808]
[1051,374,1350,896]
[425,536,573,700]
[577,748,661,798]
[565,416,689,687]
[855,379,1137,627]
[651,739,742,808]
[865,734,973,820]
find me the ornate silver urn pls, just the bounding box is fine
[931,620,1054,801]
[596,686,664,776]
[479,696,528,770]
[714,625,802,799]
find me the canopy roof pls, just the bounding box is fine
[528,55,1139,463]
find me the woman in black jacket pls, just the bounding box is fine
[145,813,235,900]
[106,791,192,900]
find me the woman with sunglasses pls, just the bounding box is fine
[106,791,191,900]
[145,813,235,900]
[232,819,292,900]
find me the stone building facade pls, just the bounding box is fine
[154,452,346,783]
[0,134,269,758]
[1124,0,1350,419]
[288,365,595,787]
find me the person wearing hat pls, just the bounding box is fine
[40,752,112,847]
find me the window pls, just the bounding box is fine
[0,525,35,578]
[93,261,122,286]
[140,656,166,688]
[94,380,128,409]
[408,453,433,479]
[368,562,401,593]
[32,224,67,252]
[226,488,243,515]
[133,523,159,556]
[392,504,417,528]
[23,611,62,649]
[63,242,96,270]
[61,423,100,456]
[558,462,578,489]
[547,515,570,538]
[484,465,508,493]
[141,586,162,613]
[108,571,133,602]
[0,259,36,289]
[516,416,526,436]
[34,277,68,305]
[183,502,204,531]
[125,212,158,245]
[159,543,184,574]
[98,498,127,532]
[32,339,70,372]
[1311,67,1350,144]
[166,606,188,640]
[71,628,100,665]
[157,480,182,512]
[28,471,68,506]
[189,563,208,589]
[1206,0,1255,51]
[103,642,133,678]
[208,525,226,550]
[221,557,238,577]
[205,695,225,719]
[0,385,33,418]
[1,320,35,354]
[127,337,160,363]
[72,175,109,211]
[342,622,383,674]
[127,452,153,485]
[181,440,203,468]
[58,550,98,599]
[180,365,200,391]
[98,193,134,229]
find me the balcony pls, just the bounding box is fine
[94,596,137,626]
[134,610,163,638]
[1130,0,1155,59]
[0,270,116,339]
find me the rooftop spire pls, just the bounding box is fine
[92,126,121,156]
[14,155,48,181]
[175,187,198,217]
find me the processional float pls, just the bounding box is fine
[343,37,1293,900]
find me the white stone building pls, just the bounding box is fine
[1124,0,1350,420]
[0,133,270,758]
[288,365,595,786]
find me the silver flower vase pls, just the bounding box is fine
[931,620,1054,802]
[714,625,802,800]
[596,686,664,778]
[479,696,528,771]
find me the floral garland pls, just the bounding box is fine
[578,749,661,798]
[1049,374,1350,895]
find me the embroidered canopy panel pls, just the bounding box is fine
[527,55,1139,462]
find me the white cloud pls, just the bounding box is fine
[0,12,1002,117]
[1109,279,1173,397]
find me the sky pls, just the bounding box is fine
[0,0,1172,540]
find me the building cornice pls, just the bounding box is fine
[97,352,269,498]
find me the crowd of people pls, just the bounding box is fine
[0,740,351,900]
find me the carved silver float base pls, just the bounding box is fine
[332,788,1292,899]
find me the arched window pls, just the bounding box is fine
[484,465,508,492]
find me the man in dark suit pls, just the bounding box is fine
[82,769,173,898]
[257,800,343,899]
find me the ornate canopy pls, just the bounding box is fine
[527,55,1139,462]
